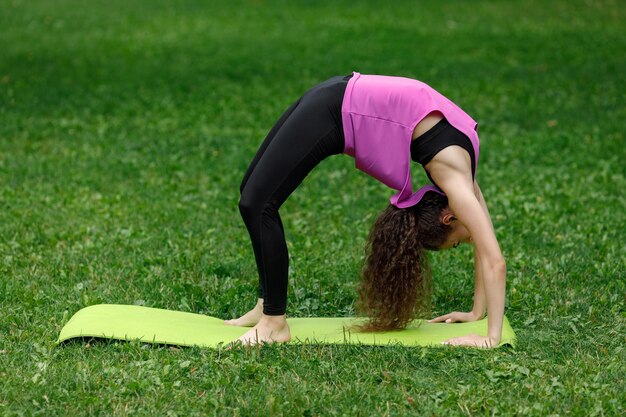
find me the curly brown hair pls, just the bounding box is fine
[356,191,452,332]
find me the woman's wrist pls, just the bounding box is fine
[487,335,501,347]
[470,309,485,321]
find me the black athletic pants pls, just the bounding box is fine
[238,75,350,315]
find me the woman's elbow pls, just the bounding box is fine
[492,259,506,278]
[485,257,506,279]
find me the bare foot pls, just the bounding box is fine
[224,298,263,327]
[230,314,291,346]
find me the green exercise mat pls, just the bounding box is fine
[57,304,516,348]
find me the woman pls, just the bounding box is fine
[224,72,506,348]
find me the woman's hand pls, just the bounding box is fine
[441,333,498,348]
[428,311,482,324]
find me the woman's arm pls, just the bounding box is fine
[470,248,487,319]
[428,249,485,323]
[474,181,495,232]
[427,150,506,347]
[430,182,491,322]
[469,182,494,320]
[447,180,506,347]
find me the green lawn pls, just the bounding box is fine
[1,0,624,415]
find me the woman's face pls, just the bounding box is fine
[441,222,472,250]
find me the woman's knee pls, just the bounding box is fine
[238,193,257,219]
[239,189,279,223]
[238,187,267,220]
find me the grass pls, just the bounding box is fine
[0,0,624,415]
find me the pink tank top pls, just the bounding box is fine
[341,72,480,208]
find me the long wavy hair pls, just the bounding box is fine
[356,191,452,332]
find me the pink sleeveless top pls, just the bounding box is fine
[341,72,480,208]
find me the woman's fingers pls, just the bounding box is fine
[428,313,452,323]
[429,312,477,323]
[429,312,461,323]
[441,334,494,348]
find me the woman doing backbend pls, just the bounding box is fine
[224,72,506,348]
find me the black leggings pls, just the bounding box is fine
[239,75,350,315]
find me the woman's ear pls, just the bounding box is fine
[440,208,456,225]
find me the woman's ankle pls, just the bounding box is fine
[259,314,287,327]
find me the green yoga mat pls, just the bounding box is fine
[57,304,516,348]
